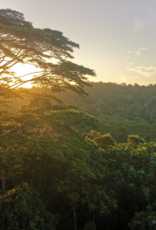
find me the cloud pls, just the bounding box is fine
[133,18,145,31]
[136,47,146,56]
[128,66,156,77]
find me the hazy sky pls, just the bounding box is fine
[1,0,156,85]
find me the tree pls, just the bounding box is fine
[129,203,156,230]
[0,8,97,198]
[0,8,95,100]
[2,100,116,230]
[0,184,57,230]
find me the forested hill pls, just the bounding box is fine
[10,82,156,143]
[51,82,156,143]
[54,82,156,121]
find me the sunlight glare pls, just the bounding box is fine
[11,63,39,88]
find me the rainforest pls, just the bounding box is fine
[1,8,156,230]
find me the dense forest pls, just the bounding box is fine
[54,82,156,143]
[1,8,156,230]
[10,82,156,143]
[4,78,156,230]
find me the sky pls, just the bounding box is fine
[1,0,156,85]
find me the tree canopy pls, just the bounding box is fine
[0,8,95,99]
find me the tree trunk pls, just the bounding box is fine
[73,202,77,230]
[1,168,5,190]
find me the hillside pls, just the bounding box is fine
[7,82,156,143]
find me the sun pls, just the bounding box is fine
[11,63,39,88]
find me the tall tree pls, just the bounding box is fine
[0,184,57,230]
[0,9,95,100]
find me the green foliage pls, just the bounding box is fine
[0,184,56,230]
[84,222,96,230]
[95,133,115,150]
[129,204,156,230]
[84,131,115,150]
[127,135,145,146]
[3,84,156,229]
[46,82,156,142]
[0,96,116,221]
[84,130,100,140]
